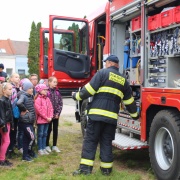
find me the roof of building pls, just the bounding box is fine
[0,39,28,56]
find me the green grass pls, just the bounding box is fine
[0,119,155,180]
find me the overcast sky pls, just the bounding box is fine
[0,0,107,41]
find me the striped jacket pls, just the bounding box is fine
[10,83,19,105]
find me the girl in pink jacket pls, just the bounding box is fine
[34,84,53,156]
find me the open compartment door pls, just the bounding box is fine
[48,15,91,89]
[39,28,49,79]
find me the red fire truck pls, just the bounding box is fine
[40,0,180,179]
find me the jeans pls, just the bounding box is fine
[18,122,24,150]
[37,124,49,150]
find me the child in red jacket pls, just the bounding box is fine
[34,84,53,155]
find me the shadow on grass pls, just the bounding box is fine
[113,148,155,179]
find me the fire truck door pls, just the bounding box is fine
[48,16,91,87]
[39,28,49,79]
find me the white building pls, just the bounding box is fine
[0,39,29,77]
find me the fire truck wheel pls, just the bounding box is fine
[149,109,180,180]
[80,99,88,137]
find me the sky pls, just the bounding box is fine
[0,0,107,41]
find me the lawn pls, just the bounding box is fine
[0,117,155,180]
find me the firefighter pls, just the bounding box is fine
[72,55,139,176]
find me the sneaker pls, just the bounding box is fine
[18,148,23,154]
[45,146,52,153]
[38,150,45,156]
[0,160,13,167]
[43,149,49,155]
[22,156,33,162]
[73,169,91,176]
[52,146,61,153]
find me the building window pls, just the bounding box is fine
[0,48,6,53]
[18,69,25,75]
[6,68,13,77]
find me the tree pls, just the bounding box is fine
[27,21,41,76]
[36,22,41,57]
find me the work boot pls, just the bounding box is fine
[100,167,112,176]
[72,169,91,176]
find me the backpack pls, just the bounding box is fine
[12,98,20,119]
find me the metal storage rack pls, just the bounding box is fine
[147,23,180,88]
[129,19,141,86]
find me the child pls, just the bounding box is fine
[46,76,63,153]
[7,73,20,158]
[17,78,30,154]
[34,84,53,155]
[17,80,36,162]
[0,82,13,166]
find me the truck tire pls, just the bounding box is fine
[149,109,180,180]
[80,99,88,137]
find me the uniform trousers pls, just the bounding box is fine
[79,118,116,173]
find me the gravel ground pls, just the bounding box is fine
[61,97,77,123]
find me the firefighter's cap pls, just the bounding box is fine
[104,55,119,63]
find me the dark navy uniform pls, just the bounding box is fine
[73,55,138,175]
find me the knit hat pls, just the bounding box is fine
[22,81,33,91]
[38,79,48,86]
[20,78,31,87]
[35,84,48,93]
[0,64,4,69]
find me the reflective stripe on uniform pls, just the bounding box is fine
[85,83,96,95]
[97,86,124,99]
[88,108,118,119]
[80,158,94,166]
[75,92,82,100]
[100,161,113,168]
[123,96,134,105]
[130,112,138,118]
